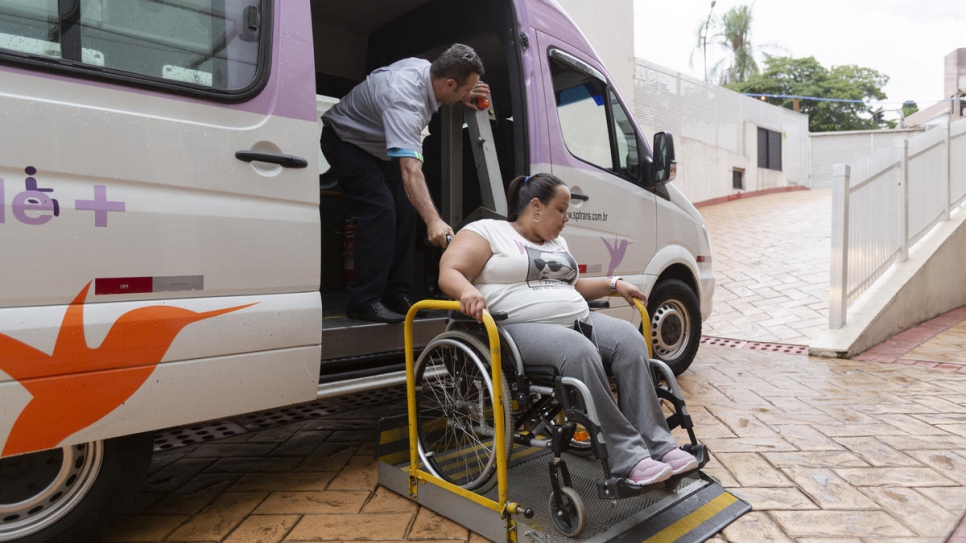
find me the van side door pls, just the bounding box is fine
[533,35,657,297]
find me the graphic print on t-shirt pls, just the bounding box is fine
[524,246,578,286]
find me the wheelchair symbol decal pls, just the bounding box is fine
[0,166,126,227]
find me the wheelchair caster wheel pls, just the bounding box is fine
[549,486,585,537]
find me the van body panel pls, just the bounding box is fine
[0,0,322,458]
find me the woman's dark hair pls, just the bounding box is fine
[506,173,566,221]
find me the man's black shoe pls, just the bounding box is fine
[346,301,405,324]
[387,294,416,316]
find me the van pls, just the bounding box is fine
[0,0,713,540]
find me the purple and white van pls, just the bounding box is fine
[0,0,713,539]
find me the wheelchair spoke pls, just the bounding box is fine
[413,333,511,492]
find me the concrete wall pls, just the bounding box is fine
[556,0,635,105]
[671,122,789,203]
[810,129,924,189]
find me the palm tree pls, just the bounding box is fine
[707,5,759,85]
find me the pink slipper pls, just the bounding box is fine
[660,448,699,475]
[626,457,673,486]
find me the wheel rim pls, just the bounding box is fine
[549,487,585,536]
[415,337,503,490]
[650,298,692,360]
[0,442,104,540]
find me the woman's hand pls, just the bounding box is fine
[459,287,488,322]
[615,279,647,307]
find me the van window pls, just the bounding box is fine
[0,0,269,99]
[550,51,643,182]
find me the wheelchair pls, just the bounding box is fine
[409,299,709,537]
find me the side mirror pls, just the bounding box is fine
[651,132,676,184]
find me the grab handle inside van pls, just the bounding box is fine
[235,151,308,169]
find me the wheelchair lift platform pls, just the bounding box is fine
[386,300,750,543]
[377,420,750,543]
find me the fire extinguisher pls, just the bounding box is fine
[342,217,356,288]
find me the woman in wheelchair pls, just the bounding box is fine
[438,173,698,487]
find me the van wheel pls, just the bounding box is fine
[0,433,154,543]
[647,279,701,376]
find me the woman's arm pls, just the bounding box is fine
[438,229,493,321]
[575,276,648,307]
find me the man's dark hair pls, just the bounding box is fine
[431,43,484,84]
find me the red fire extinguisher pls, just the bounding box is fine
[342,217,356,288]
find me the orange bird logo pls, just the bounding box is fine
[0,282,255,456]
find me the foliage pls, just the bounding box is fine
[727,56,889,132]
[699,5,759,85]
[902,100,919,118]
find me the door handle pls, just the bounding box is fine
[235,151,308,169]
[571,192,589,201]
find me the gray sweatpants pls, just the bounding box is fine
[503,311,677,477]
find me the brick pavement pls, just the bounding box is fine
[698,189,832,346]
[103,337,966,542]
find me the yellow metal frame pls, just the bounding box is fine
[404,300,524,542]
[633,297,654,358]
[402,298,652,542]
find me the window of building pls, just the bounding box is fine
[757,127,782,171]
[0,0,270,100]
[549,49,643,182]
[732,168,744,190]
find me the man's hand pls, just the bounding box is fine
[427,219,455,248]
[461,81,491,110]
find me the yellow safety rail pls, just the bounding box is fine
[403,298,652,542]
[403,300,526,542]
[632,297,654,358]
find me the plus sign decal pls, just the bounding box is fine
[75,185,126,227]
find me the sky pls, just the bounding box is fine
[633,0,966,119]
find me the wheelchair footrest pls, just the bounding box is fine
[684,443,710,469]
[596,444,710,500]
[596,476,666,499]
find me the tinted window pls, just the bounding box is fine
[550,51,643,182]
[0,0,269,98]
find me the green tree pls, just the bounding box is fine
[727,56,889,132]
[706,5,758,85]
[902,100,919,118]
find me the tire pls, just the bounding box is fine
[414,331,512,493]
[647,279,702,376]
[548,487,585,537]
[0,433,154,543]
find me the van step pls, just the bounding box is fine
[320,312,447,360]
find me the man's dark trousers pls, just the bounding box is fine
[320,125,416,310]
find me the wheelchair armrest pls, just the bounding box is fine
[587,300,610,309]
[449,310,508,322]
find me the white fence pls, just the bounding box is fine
[829,118,966,327]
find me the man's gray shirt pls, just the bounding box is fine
[322,57,440,161]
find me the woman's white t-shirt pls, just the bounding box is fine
[463,219,590,326]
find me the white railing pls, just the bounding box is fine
[830,118,966,328]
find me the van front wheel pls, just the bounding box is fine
[0,433,154,543]
[647,279,701,376]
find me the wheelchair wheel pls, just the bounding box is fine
[414,331,512,492]
[549,486,585,537]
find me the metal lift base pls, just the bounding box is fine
[377,427,749,543]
